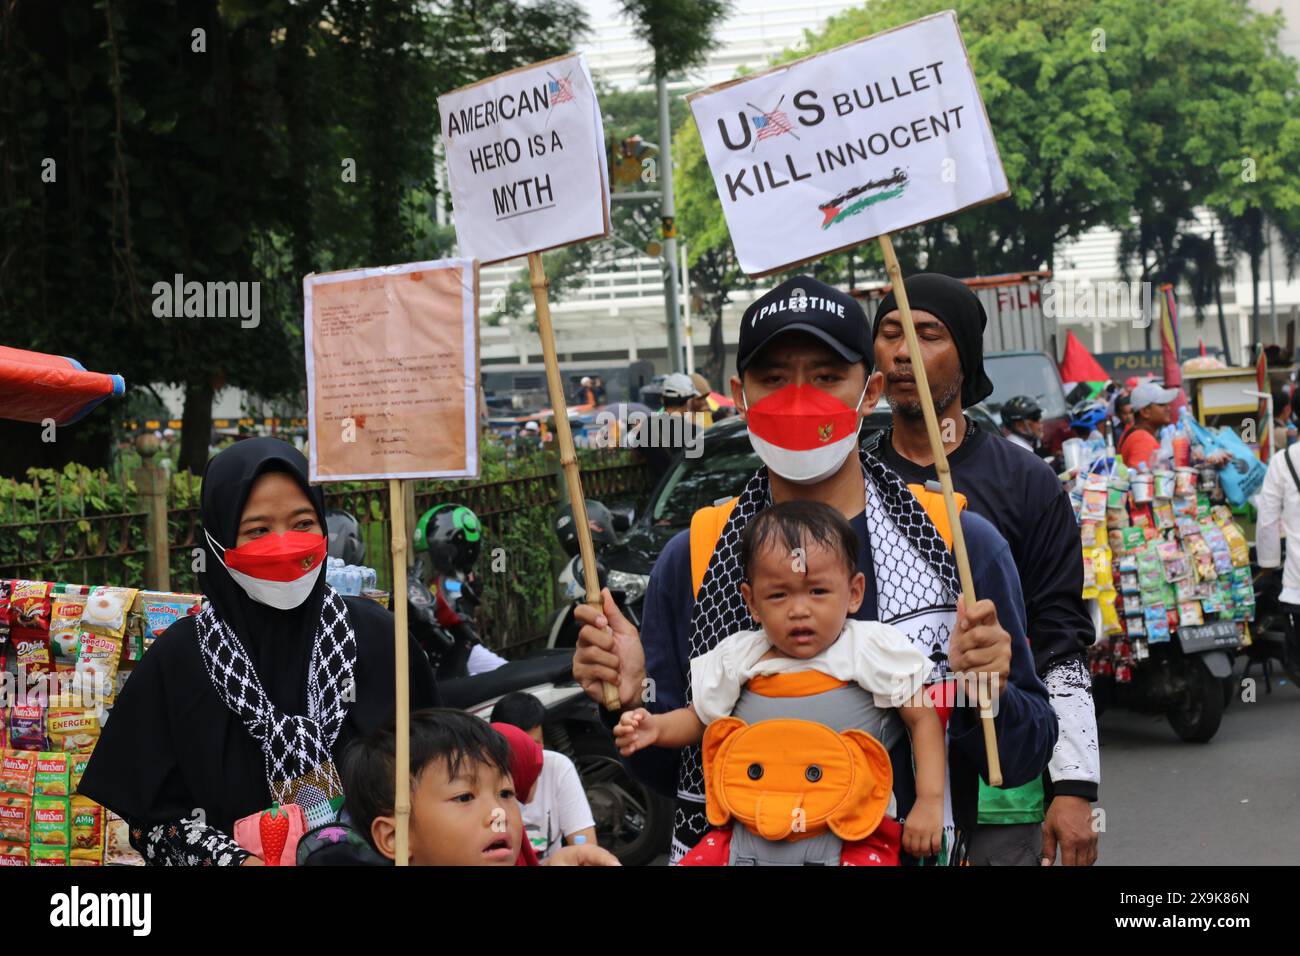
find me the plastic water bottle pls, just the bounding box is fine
[361,566,377,593]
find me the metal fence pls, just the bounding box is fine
[0,456,654,653]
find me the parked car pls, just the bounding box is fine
[983,350,1072,453]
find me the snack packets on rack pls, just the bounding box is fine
[10,581,53,676]
[69,753,91,795]
[32,845,68,865]
[105,811,139,865]
[1219,523,1251,567]
[31,796,70,847]
[33,752,69,797]
[0,794,30,842]
[80,587,138,641]
[7,704,45,751]
[47,709,100,754]
[70,796,103,863]
[49,593,86,668]
[0,751,36,794]
[1145,606,1171,643]
[73,634,121,707]
[0,842,27,866]
[137,591,202,654]
[1158,540,1191,582]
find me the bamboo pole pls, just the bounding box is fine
[528,251,621,711]
[878,233,1002,787]
[389,479,412,864]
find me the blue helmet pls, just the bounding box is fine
[1069,400,1108,431]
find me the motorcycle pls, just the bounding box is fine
[327,506,672,865]
[546,499,642,649]
[1088,598,1239,742]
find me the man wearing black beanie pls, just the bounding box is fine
[867,273,1100,867]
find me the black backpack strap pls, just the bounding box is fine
[1283,445,1300,497]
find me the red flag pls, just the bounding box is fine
[1159,285,1188,419]
[1058,331,1109,384]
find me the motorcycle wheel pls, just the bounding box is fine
[1166,656,1225,743]
[569,733,673,866]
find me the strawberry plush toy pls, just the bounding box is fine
[259,803,291,866]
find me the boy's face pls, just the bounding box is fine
[373,756,523,866]
[740,538,865,659]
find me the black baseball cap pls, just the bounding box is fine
[737,276,871,376]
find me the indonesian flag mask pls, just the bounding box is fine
[741,382,868,485]
[205,528,327,610]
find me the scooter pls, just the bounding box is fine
[546,499,641,649]
[1088,599,1239,742]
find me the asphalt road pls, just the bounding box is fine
[1094,660,1300,865]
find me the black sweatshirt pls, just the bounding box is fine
[870,418,1099,802]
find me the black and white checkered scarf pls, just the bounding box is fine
[675,447,961,862]
[196,586,358,824]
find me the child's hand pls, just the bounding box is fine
[902,796,944,860]
[542,844,621,866]
[613,708,659,755]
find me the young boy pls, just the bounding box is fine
[615,500,947,860]
[490,692,598,859]
[343,708,617,866]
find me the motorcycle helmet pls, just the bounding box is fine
[414,504,482,576]
[326,509,366,565]
[1001,395,1042,425]
[1069,399,1109,432]
[555,499,617,558]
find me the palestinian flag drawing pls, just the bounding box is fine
[819,167,909,229]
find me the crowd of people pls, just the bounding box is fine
[90,272,1236,867]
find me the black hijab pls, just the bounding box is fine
[197,437,328,714]
[871,273,996,407]
[80,438,439,839]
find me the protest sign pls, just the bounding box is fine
[439,53,619,711]
[303,259,479,482]
[439,52,610,264]
[688,10,1008,277]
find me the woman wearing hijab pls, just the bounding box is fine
[80,438,439,865]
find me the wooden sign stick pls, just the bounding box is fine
[878,233,1003,787]
[529,252,622,711]
[389,478,412,863]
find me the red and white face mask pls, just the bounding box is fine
[205,529,327,610]
[741,382,868,485]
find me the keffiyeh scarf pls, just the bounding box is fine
[676,448,962,863]
[196,586,358,829]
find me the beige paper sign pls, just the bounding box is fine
[304,259,480,481]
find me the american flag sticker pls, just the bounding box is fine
[547,72,575,105]
[748,95,799,150]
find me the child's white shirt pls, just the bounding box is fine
[689,619,934,725]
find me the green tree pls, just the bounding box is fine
[0,0,588,475]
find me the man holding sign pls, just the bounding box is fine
[575,10,1060,864]
[573,277,1058,863]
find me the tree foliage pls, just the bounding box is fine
[0,0,587,474]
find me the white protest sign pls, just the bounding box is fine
[439,52,610,264]
[688,11,1008,277]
